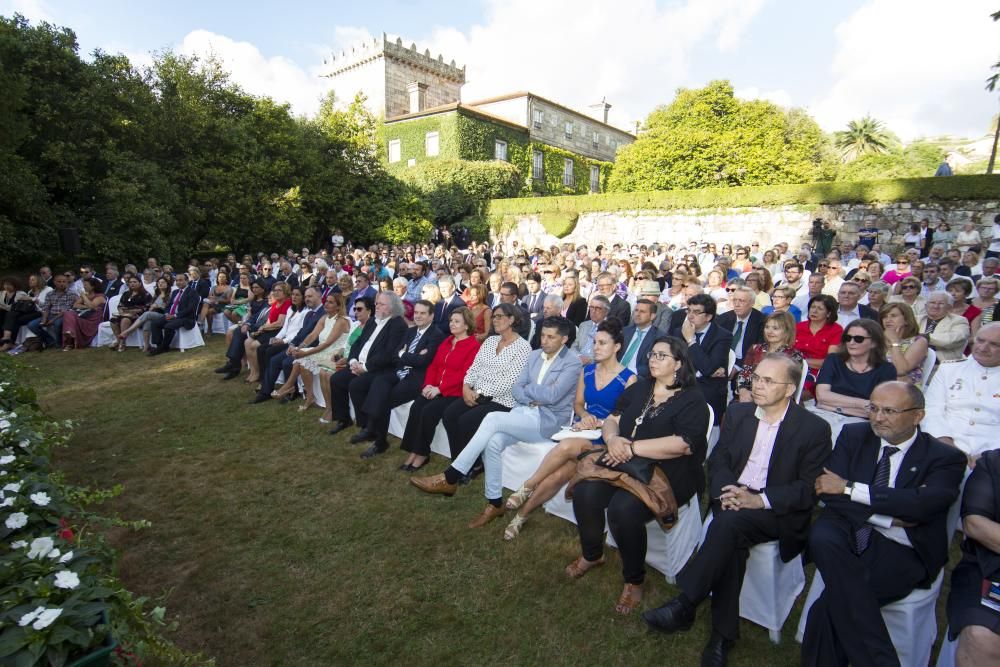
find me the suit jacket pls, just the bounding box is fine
[654,306,687,334]
[617,324,663,378]
[166,286,200,324]
[565,297,588,326]
[433,294,465,335]
[819,424,966,585]
[394,324,446,383]
[103,278,124,298]
[511,346,583,437]
[573,320,601,357]
[919,313,971,362]
[858,304,880,321]
[347,315,408,374]
[668,321,733,424]
[716,310,765,362]
[607,294,631,327]
[194,278,211,300]
[513,304,531,341]
[346,286,377,315]
[708,402,832,561]
[291,306,325,348]
[521,291,546,322]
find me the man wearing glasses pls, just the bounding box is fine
[644,355,830,666]
[594,272,631,327]
[802,382,965,666]
[669,293,732,424]
[573,295,610,364]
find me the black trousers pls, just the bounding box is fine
[399,395,461,456]
[226,328,249,363]
[261,349,295,396]
[152,317,194,350]
[329,368,394,425]
[359,372,424,439]
[2,309,40,336]
[258,340,287,375]
[571,480,656,585]
[801,513,928,667]
[677,505,780,640]
[441,400,510,458]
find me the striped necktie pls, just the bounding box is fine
[397,330,423,379]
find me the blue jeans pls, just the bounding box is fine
[451,406,545,501]
[27,315,63,347]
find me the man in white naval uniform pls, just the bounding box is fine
[922,323,1000,467]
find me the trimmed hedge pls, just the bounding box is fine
[487,175,1000,217]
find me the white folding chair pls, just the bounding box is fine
[171,325,205,352]
[795,569,943,667]
[499,439,577,525]
[92,295,123,347]
[15,326,36,345]
[920,348,937,390]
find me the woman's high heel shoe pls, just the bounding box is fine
[503,514,528,541]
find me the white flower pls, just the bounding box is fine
[10,540,27,549]
[29,492,50,507]
[31,608,62,630]
[18,606,43,627]
[0,420,10,431]
[0,455,14,465]
[18,440,29,449]
[58,550,73,563]
[4,512,27,529]
[53,571,80,590]
[3,482,21,493]
[1,497,13,507]
[47,548,60,559]
[27,537,54,559]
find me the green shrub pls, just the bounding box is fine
[402,159,523,224]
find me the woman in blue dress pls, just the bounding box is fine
[503,319,636,540]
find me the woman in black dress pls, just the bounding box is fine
[946,449,1000,664]
[565,335,710,616]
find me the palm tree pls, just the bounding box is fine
[834,115,891,162]
[985,10,999,174]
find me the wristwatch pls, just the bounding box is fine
[835,406,844,415]
[843,481,854,495]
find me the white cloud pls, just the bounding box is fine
[5,0,54,23]
[735,86,793,109]
[418,0,768,131]
[811,0,1000,140]
[177,30,330,116]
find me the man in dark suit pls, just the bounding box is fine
[345,274,377,319]
[328,292,408,435]
[643,355,831,666]
[149,272,199,355]
[618,299,661,377]
[801,381,966,667]
[521,271,546,324]
[835,281,878,329]
[352,300,445,458]
[102,267,124,299]
[716,286,764,367]
[433,275,464,335]
[668,293,732,424]
[249,287,326,403]
[189,267,211,300]
[652,282,701,333]
[530,294,575,350]
[498,281,531,340]
[594,271,631,327]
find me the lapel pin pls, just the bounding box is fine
[909,467,917,472]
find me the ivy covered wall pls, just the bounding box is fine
[380,112,460,168]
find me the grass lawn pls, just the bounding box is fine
[21,337,951,666]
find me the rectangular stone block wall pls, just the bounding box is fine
[385,60,462,118]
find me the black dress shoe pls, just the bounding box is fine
[147,348,163,357]
[360,441,388,459]
[214,363,236,373]
[642,598,695,635]
[700,635,734,667]
[222,370,240,380]
[328,421,352,435]
[249,394,270,404]
[279,392,298,404]
[398,463,413,472]
[349,429,374,444]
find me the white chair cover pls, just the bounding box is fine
[804,402,865,446]
[795,569,944,667]
[934,630,957,667]
[15,326,36,344]
[795,358,808,402]
[389,401,450,458]
[92,295,123,347]
[171,325,205,351]
[201,312,228,335]
[605,495,702,582]
[920,348,937,390]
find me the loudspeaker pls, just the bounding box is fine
[58,228,81,256]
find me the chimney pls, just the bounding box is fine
[588,97,612,124]
[407,81,428,113]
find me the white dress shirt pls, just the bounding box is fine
[737,402,791,508]
[356,316,390,369]
[847,429,919,548]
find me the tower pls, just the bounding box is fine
[321,34,466,118]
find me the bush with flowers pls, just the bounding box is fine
[0,359,211,666]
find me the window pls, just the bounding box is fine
[388,139,401,163]
[592,131,600,148]
[532,150,544,180]
[609,137,619,151]
[425,132,439,157]
[494,139,508,161]
[590,165,600,193]
[563,158,575,187]
[564,121,573,139]
[533,109,544,129]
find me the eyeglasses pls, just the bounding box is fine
[817,263,829,268]
[725,287,737,292]
[647,351,676,361]
[751,374,792,388]
[855,278,870,283]
[588,305,607,311]
[844,335,870,344]
[687,309,706,316]
[901,284,919,290]
[772,294,790,300]
[491,313,510,320]
[865,404,921,417]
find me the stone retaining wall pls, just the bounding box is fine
[493,200,999,252]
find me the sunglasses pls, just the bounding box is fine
[725,287,737,292]
[901,284,919,290]
[844,335,870,344]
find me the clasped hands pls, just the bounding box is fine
[601,436,634,466]
[718,485,764,511]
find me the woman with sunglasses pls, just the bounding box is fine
[731,247,752,274]
[813,319,897,419]
[882,256,912,285]
[889,277,927,321]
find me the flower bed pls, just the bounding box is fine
[0,359,210,666]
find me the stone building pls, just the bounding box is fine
[321,34,634,196]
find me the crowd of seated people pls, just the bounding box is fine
[8,221,1000,665]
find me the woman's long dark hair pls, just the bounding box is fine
[649,335,697,389]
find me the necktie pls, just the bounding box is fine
[397,330,423,379]
[168,289,182,316]
[621,329,645,368]
[924,318,939,334]
[731,320,744,352]
[695,331,703,345]
[853,446,899,554]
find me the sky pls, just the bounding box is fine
[4,0,999,140]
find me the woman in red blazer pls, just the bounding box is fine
[398,307,481,471]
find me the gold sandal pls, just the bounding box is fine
[614,583,643,615]
[565,555,605,579]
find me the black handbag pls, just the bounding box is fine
[11,300,36,314]
[594,451,659,485]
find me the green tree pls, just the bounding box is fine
[985,10,999,174]
[834,115,892,162]
[835,140,945,181]
[607,80,832,192]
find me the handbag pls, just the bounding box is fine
[594,451,659,485]
[11,300,36,314]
